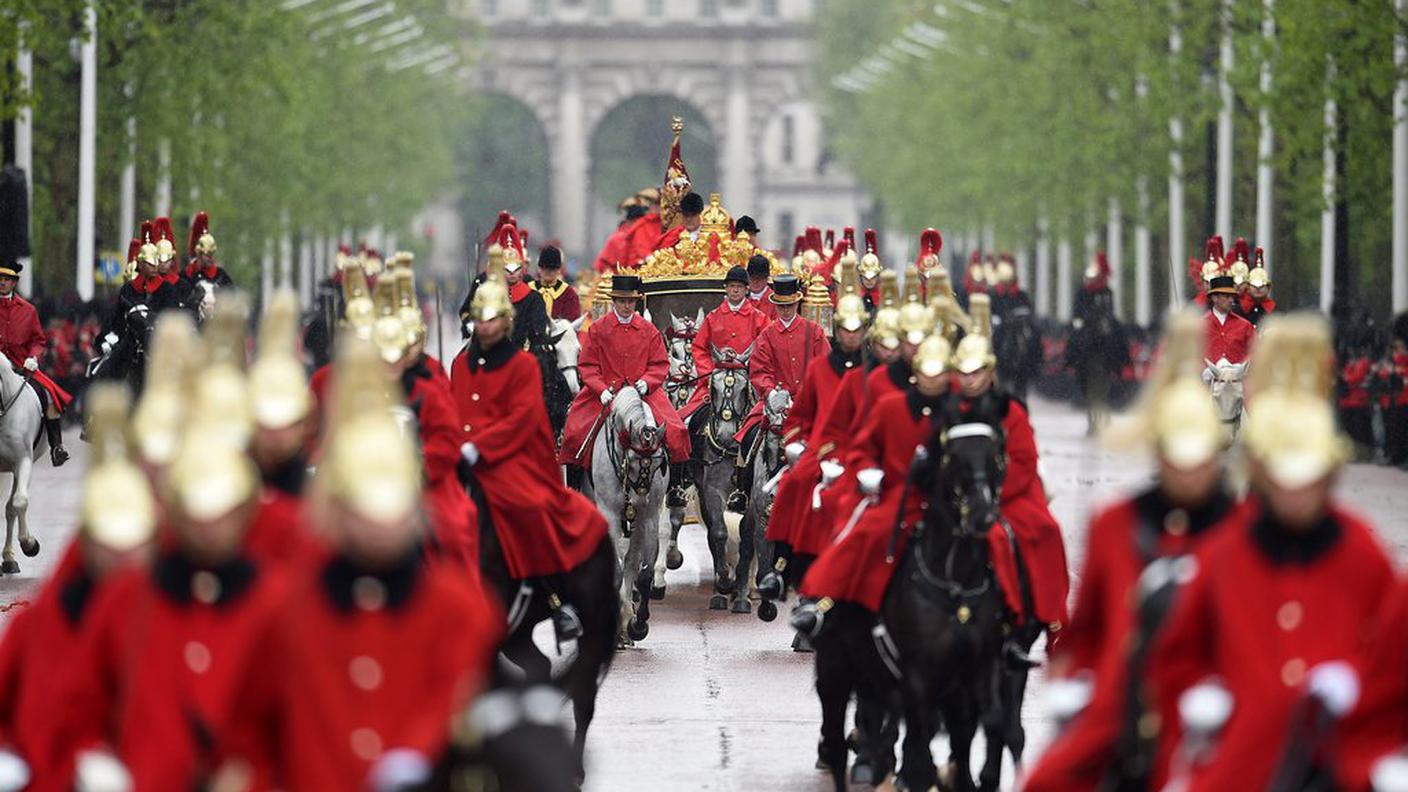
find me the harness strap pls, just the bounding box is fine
[946,422,996,441]
[505,582,534,633]
[870,622,903,679]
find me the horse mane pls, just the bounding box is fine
[612,385,653,432]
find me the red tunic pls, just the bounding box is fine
[62,552,290,791]
[1021,491,1240,792]
[766,349,859,546]
[244,491,321,569]
[225,554,503,791]
[532,279,581,322]
[623,212,665,266]
[679,299,770,419]
[1147,501,1394,792]
[747,287,777,319]
[1334,580,1408,791]
[559,311,689,465]
[594,225,631,273]
[779,364,874,555]
[735,316,828,442]
[0,293,71,411]
[800,389,940,611]
[450,341,608,579]
[1339,357,1373,409]
[406,368,480,576]
[1204,309,1255,365]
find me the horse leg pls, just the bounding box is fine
[897,678,941,792]
[729,508,754,614]
[941,688,980,792]
[559,539,617,784]
[15,455,37,558]
[812,636,851,791]
[627,489,661,642]
[1005,652,1033,768]
[617,509,641,647]
[1,473,15,575]
[979,667,1008,792]
[698,463,733,608]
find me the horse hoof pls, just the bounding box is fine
[666,547,684,569]
[708,593,729,610]
[19,537,38,558]
[714,573,734,594]
[0,559,17,575]
[650,584,666,601]
[730,598,751,615]
[850,761,878,785]
[626,619,649,642]
[757,599,778,622]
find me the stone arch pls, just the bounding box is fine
[455,92,552,246]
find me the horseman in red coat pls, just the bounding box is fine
[1236,248,1275,327]
[0,260,71,465]
[652,191,705,253]
[452,276,609,645]
[559,274,690,470]
[1146,315,1394,792]
[622,187,665,266]
[743,253,777,319]
[530,246,581,322]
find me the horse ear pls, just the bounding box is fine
[571,314,587,332]
[550,329,566,345]
[694,307,705,327]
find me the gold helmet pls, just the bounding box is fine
[318,337,420,524]
[1247,247,1270,288]
[834,293,869,333]
[132,312,203,467]
[897,302,934,346]
[913,334,953,378]
[1229,260,1250,286]
[1242,314,1347,488]
[838,254,860,298]
[394,268,427,348]
[166,431,258,522]
[250,290,311,431]
[189,211,217,257]
[82,384,157,551]
[994,258,1016,285]
[901,265,923,304]
[858,228,882,280]
[340,254,376,338]
[953,294,996,374]
[470,275,515,324]
[879,270,900,308]
[194,294,254,453]
[1105,309,1226,468]
[371,277,409,365]
[361,248,385,277]
[871,306,903,350]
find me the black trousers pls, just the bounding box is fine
[1386,404,1408,465]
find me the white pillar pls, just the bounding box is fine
[1015,248,1031,298]
[1107,195,1123,318]
[298,235,313,306]
[279,222,293,288]
[1169,14,1187,307]
[982,225,996,254]
[15,33,33,296]
[1135,176,1153,326]
[1035,219,1051,317]
[155,138,172,217]
[75,3,97,302]
[722,59,754,216]
[1255,0,1276,260]
[1216,0,1235,241]
[1393,0,1407,313]
[1320,58,1338,314]
[119,112,136,248]
[1056,237,1073,322]
[552,68,588,259]
[261,239,275,306]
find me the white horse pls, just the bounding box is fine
[0,364,45,575]
[1205,358,1248,436]
[651,308,706,596]
[591,386,668,646]
[551,316,586,395]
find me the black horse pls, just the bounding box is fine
[463,466,619,784]
[85,303,155,394]
[994,300,1043,401]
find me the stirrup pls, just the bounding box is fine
[1003,639,1040,670]
[50,445,69,467]
[551,601,582,644]
[757,570,785,601]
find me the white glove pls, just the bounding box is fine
[634,379,648,395]
[21,358,37,372]
[366,748,432,792]
[73,750,132,792]
[1307,660,1360,718]
[784,442,806,465]
[1178,679,1234,736]
[600,388,614,405]
[856,468,884,496]
[819,460,845,486]
[460,442,480,467]
[101,332,118,355]
[0,748,31,792]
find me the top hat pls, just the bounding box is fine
[610,274,643,298]
[747,254,770,279]
[770,275,803,304]
[1206,275,1238,296]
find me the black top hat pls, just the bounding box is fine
[769,274,803,304]
[0,260,22,278]
[610,274,644,298]
[735,215,761,235]
[724,265,748,286]
[681,192,705,215]
[746,254,770,279]
[537,246,563,270]
[1207,275,1238,296]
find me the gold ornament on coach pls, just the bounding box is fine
[802,275,835,334]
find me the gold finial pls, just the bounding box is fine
[395,268,426,348]
[879,270,900,308]
[671,116,684,135]
[802,277,835,334]
[340,254,375,337]
[699,194,733,236]
[838,256,859,297]
[251,290,311,431]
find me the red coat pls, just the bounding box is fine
[623,212,664,266]
[560,311,689,465]
[450,340,608,579]
[747,287,777,319]
[1021,490,1240,792]
[0,544,96,792]
[406,366,480,576]
[767,349,858,545]
[1335,580,1408,791]
[244,490,322,569]
[62,551,290,791]
[1339,357,1373,409]
[679,299,770,419]
[800,389,941,611]
[736,316,828,442]
[225,554,503,791]
[1148,500,1394,792]
[0,293,71,410]
[1238,294,1276,327]
[1204,310,1255,365]
[594,225,631,273]
[532,279,581,322]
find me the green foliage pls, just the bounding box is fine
[816,0,1408,315]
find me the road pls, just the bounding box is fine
[4,398,1407,790]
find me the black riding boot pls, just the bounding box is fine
[541,577,582,648]
[46,417,68,467]
[564,464,585,493]
[757,543,791,600]
[666,462,688,508]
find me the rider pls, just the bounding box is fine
[743,254,776,319]
[1068,250,1127,433]
[856,232,884,315]
[151,216,202,317]
[182,211,234,288]
[459,224,550,351]
[790,333,952,637]
[451,273,609,645]
[679,264,770,512]
[950,294,1069,665]
[1023,309,1237,792]
[558,274,690,482]
[1201,259,1254,429]
[1236,247,1275,327]
[1147,314,1395,792]
[911,228,943,301]
[732,274,828,512]
[0,260,71,465]
[530,245,581,322]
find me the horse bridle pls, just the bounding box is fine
[605,408,665,532]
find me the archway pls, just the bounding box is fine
[454,93,550,254]
[588,95,719,254]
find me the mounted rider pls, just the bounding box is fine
[731,273,827,512]
[1236,246,1275,327]
[458,223,551,351]
[678,264,770,511]
[530,245,581,322]
[0,259,71,465]
[743,253,776,319]
[182,211,234,288]
[559,273,690,472]
[1200,242,1255,431]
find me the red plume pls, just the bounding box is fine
[1254,246,1265,268]
[483,210,513,247]
[815,240,848,283]
[805,227,823,255]
[154,217,175,245]
[1204,235,1224,263]
[140,220,154,244]
[519,229,529,254]
[188,211,210,257]
[968,250,982,266]
[1232,236,1250,264]
[867,229,880,256]
[824,229,835,253]
[1096,250,1110,278]
[843,226,856,251]
[791,235,805,258]
[1188,257,1202,286]
[126,238,143,264]
[338,243,352,256]
[497,225,523,260]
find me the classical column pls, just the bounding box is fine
[552,67,589,259]
[1319,58,1337,313]
[1255,0,1276,262]
[1215,0,1234,240]
[15,31,32,295]
[298,235,313,306]
[1135,176,1153,326]
[1168,11,1187,307]
[1035,217,1051,317]
[1107,196,1123,318]
[1394,0,1407,313]
[1056,237,1073,322]
[76,2,97,301]
[722,56,755,214]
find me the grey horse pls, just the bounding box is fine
[653,309,704,597]
[590,386,668,645]
[732,385,792,616]
[691,344,755,610]
[0,362,46,575]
